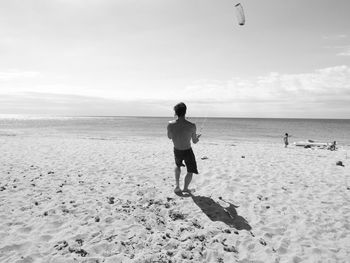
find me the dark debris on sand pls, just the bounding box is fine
[169,210,186,221]
[336,161,344,167]
[68,247,88,257]
[107,197,115,204]
[54,240,88,257]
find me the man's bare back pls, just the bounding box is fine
[167,102,200,194]
[167,118,200,150]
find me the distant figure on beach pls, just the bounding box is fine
[167,102,201,194]
[284,133,291,148]
[328,141,337,151]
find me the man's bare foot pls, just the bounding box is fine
[174,186,181,193]
[182,188,196,194]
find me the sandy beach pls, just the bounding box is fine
[1,135,349,262]
[2,0,350,261]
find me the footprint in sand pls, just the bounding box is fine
[18,226,32,233]
[40,235,52,241]
[277,238,291,254]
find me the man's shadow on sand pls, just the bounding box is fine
[187,193,252,231]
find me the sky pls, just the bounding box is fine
[0,0,350,118]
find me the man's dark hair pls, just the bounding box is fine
[174,102,187,117]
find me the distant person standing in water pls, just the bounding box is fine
[284,133,291,147]
[167,102,201,194]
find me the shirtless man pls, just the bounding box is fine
[167,102,201,194]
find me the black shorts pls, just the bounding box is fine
[173,148,198,174]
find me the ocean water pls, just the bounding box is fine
[0,116,350,146]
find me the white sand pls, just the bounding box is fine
[0,136,349,262]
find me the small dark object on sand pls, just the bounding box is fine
[336,161,344,167]
[169,210,185,220]
[107,197,115,204]
[259,238,267,246]
[54,240,68,250]
[241,156,245,158]
[68,248,88,257]
[76,239,83,246]
[223,246,238,253]
[201,156,208,160]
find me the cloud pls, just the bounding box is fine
[325,44,350,56]
[1,66,350,118]
[322,34,347,40]
[170,66,350,118]
[0,70,41,80]
[175,65,350,104]
[337,46,350,56]
[0,92,170,116]
[321,34,350,57]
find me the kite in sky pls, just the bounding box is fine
[234,3,245,26]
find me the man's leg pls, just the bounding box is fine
[174,166,181,192]
[183,172,193,192]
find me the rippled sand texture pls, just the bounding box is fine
[0,136,349,262]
